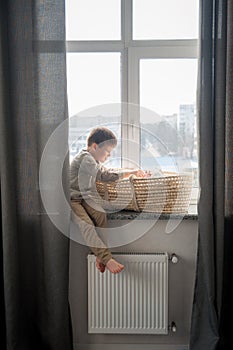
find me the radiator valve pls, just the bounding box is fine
[170,253,179,264]
[169,321,177,332]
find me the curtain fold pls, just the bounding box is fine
[0,1,73,349]
[190,0,233,349]
[218,0,233,348]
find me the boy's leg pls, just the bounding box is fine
[81,201,109,273]
[81,200,108,272]
[81,200,108,243]
[70,199,112,265]
[82,200,124,274]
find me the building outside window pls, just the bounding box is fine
[65,0,199,213]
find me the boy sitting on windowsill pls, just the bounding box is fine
[70,127,147,274]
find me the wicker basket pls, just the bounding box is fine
[95,172,193,214]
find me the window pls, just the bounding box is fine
[66,0,199,213]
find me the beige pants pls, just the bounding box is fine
[70,199,112,265]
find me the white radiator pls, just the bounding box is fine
[87,253,169,334]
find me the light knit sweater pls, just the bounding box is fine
[70,150,123,200]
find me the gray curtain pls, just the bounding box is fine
[190,0,233,349]
[0,1,73,349]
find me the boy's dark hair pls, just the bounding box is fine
[87,127,117,147]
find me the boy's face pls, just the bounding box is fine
[93,143,115,163]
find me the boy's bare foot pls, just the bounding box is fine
[96,257,105,273]
[106,258,124,274]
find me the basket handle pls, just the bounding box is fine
[128,175,140,212]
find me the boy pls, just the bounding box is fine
[70,127,145,274]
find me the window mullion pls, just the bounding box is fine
[122,0,134,168]
[122,0,132,45]
[122,0,140,168]
[66,41,124,52]
[129,39,198,48]
[127,48,140,167]
[121,47,129,168]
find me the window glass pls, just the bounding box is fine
[140,59,198,211]
[133,0,199,40]
[66,0,121,40]
[67,53,121,115]
[67,53,121,166]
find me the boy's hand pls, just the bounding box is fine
[135,169,145,177]
[122,169,152,179]
[144,170,152,177]
[133,169,152,178]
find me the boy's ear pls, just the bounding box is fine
[92,143,98,150]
